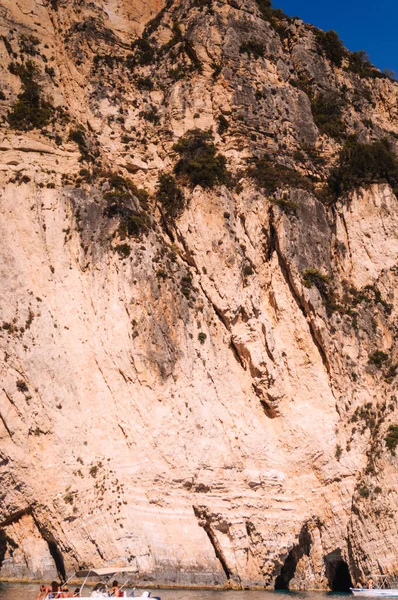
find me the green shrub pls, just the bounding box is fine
[139,108,160,124]
[270,197,298,215]
[64,493,74,505]
[249,155,312,193]
[198,332,207,344]
[181,274,193,298]
[368,350,389,368]
[136,76,154,90]
[7,60,54,131]
[328,137,398,199]
[348,50,384,79]
[156,173,185,224]
[385,425,398,455]
[239,41,265,60]
[19,34,40,56]
[302,268,330,291]
[114,244,131,257]
[16,380,29,393]
[130,37,156,67]
[256,0,272,19]
[316,30,345,67]
[311,92,346,140]
[68,127,93,162]
[45,65,55,78]
[358,485,370,499]
[104,176,150,239]
[173,129,228,189]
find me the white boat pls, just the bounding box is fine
[42,567,160,600]
[351,590,398,597]
[351,575,398,597]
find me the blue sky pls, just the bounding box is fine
[273,0,397,76]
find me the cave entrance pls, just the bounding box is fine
[47,540,66,581]
[274,525,311,590]
[0,530,6,570]
[324,550,353,592]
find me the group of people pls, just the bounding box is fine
[36,580,124,599]
[91,581,125,597]
[36,582,80,600]
[356,578,374,589]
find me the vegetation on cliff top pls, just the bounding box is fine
[328,138,398,199]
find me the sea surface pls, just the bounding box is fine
[0,583,353,600]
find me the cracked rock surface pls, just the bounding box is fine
[1,0,398,590]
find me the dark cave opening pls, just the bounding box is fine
[0,530,6,570]
[274,524,311,590]
[47,540,66,581]
[324,550,353,592]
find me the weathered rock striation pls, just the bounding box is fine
[1,0,398,590]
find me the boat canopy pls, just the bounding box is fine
[75,567,137,578]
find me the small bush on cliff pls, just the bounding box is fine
[347,50,384,79]
[198,332,207,344]
[311,92,346,140]
[69,127,94,162]
[104,175,150,239]
[302,268,330,291]
[368,350,389,368]
[327,137,398,199]
[358,485,370,499]
[385,425,398,455]
[130,37,156,67]
[316,30,346,67]
[255,0,289,22]
[16,379,29,393]
[256,0,272,19]
[249,155,313,193]
[156,173,185,224]
[270,196,298,215]
[173,129,228,189]
[114,244,131,257]
[7,61,54,131]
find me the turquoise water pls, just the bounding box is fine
[0,583,351,600]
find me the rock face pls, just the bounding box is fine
[1,0,398,590]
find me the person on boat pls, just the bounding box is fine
[62,585,72,598]
[91,583,107,597]
[368,579,374,589]
[72,589,81,598]
[110,581,121,597]
[49,582,62,599]
[36,584,51,600]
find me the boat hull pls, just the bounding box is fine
[351,590,398,597]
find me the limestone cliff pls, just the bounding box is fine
[1,0,398,590]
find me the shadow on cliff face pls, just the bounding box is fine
[0,529,19,571]
[47,539,66,581]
